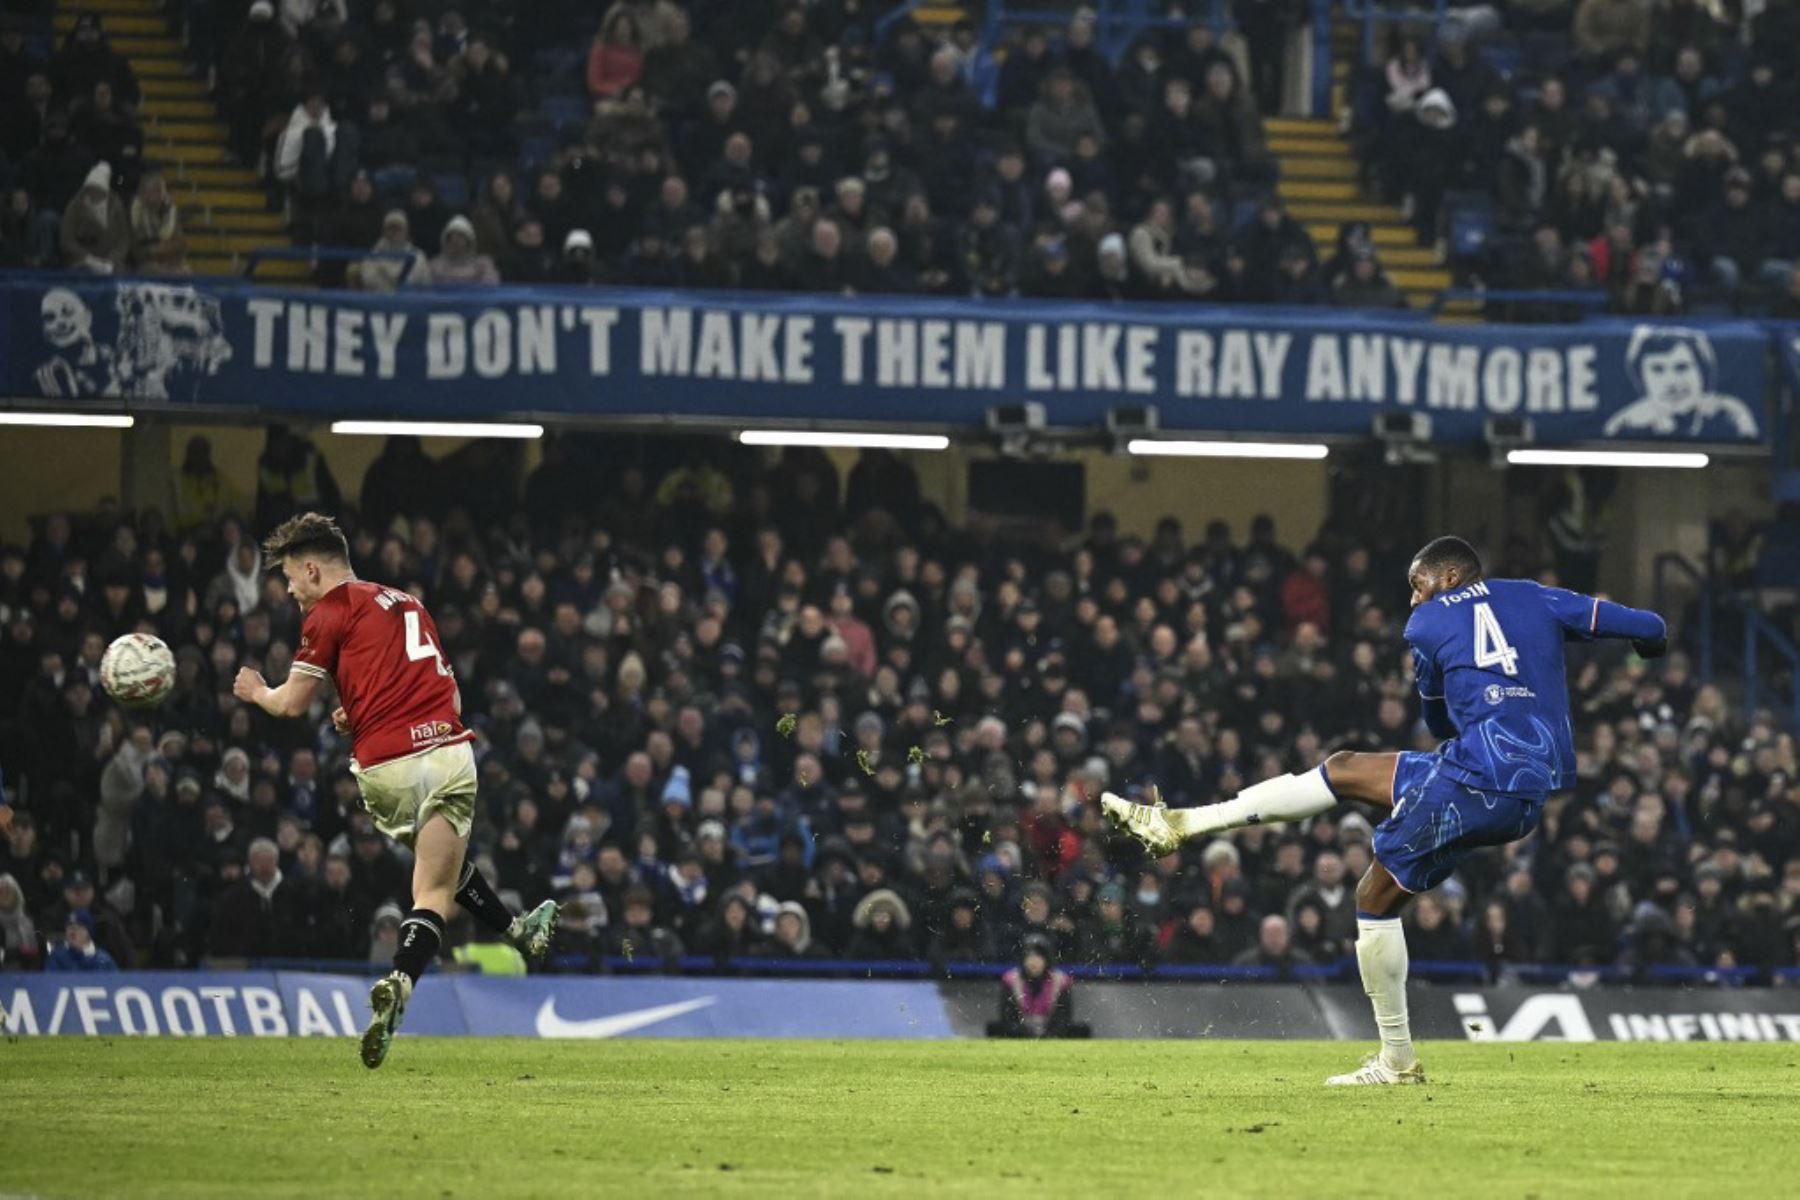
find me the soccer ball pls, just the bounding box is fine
[100,632,177,709]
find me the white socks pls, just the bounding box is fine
[1356,915,1416,1071]
[1169,767,1337,838]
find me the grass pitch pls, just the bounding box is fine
[5,1039,1795,1197]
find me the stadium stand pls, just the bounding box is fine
[1,433,1795,986]
[4,0,1464,304]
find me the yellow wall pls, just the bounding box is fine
[771,445,1330,543]
[1080,452,1329,542]
[0,427,125,542]
[0,424,506,542]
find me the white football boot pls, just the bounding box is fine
[1325,1054,1427,1087]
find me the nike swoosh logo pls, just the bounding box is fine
[534,995,718,1039]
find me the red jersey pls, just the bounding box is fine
[289,579,472,768]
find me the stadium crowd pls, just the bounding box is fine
[1354,0,1800,313]
[1,430,1797,984]
[4,0,1362,302]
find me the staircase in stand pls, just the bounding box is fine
[58,0,305,280]
[1264,19,1456,313]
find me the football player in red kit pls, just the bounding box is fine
[234,512,557,1068]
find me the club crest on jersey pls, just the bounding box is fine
[1484,684,1535,704]
[409,720,454,745]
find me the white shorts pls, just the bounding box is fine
[351,741,477,848]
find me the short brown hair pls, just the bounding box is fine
[262,512,350,565]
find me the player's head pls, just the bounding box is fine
[1408,536,1483,607]
[1625,326,1713,412]
[262,512,351,611]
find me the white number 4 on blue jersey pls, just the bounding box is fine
[1473,602,1520,676]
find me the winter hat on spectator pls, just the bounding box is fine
[852,887,912,930]
[441,214,476,250]
[1200,840,1241,873]
[83,161,113,194]
[707,80,737,103]
[249,0,274,18]
[661,765,693,809]
[697,819,727,843]
[1052,711,1087,743]
[1417,89,1456,130]
[67,908,96,934]
[564,229,593,254]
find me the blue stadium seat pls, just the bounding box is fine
[1478,43,1522,80]
[532,47,584,87]
[432,170,470,210]
[518,134,557,172]
[540,94,590,133]
[1448,202,1495,263]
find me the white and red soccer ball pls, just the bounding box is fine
[100,632,177,708]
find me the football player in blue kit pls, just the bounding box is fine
[1103,535,1668,1084]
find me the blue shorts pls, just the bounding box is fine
[1372,752,1545,895]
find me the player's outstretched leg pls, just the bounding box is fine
[362,815,462,1070]
[455,859,560,962]
[1102,751,1396,854]
[1326,860,1425,1087]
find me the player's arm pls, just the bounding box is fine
[1410,642,1458,739]
[234,666,325,718]
[1539,585,1669,658]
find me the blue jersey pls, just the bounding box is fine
[1404,577,1664,796]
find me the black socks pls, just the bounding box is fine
[455,860,516,937]
[393,908,445,984]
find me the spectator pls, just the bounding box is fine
[1551,863,1619,964]
[0,873,39,968]
[429,215,502,286]
[45,910,118,972]
[987,934,1090,1038]
[58,161,129,273]
[357,210,432,291]
[1574,0,1652,64]
[52,13,140,111]
[209,838,298,958]
[1233,914,1314,976]
[448,34,519,157]
[1330,246,1406,307]
[71,81,142,190]
[0,186,57,269]
[173,436,241,532]
[1385,34,1432,115]
[1026,68,1106,169]
[846,887,914,959]
[1405,893,1474,960]
[128,170,188,274]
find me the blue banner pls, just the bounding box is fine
[0,279,1771,445]
[1,973,953,1038]
[9,972,1800,1040]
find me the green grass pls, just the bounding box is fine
[6,1039,1797,1197]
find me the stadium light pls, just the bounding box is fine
[1506,448,1710,469]
[0,411,134,428]
[737,430,951,450]
[330,420,544,439]
[1127,439,1329,460]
